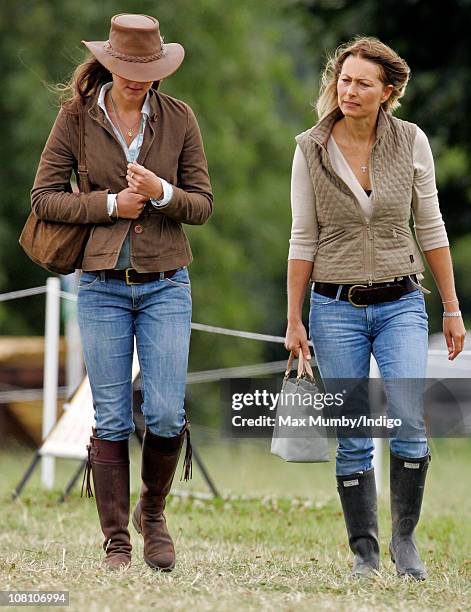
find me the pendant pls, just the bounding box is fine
[128,129,133,137]
[360,165,367,173]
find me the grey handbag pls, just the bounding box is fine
[271,351,330,463]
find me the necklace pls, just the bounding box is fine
[342,122,375,173]
[110,93,141,137]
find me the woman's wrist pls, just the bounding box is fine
[441,294,462,317]
[152,176,164,200]
[442,298,459,312]
[443,310,462,318]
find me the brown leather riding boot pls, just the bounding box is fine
[132,422,192,571]
[82,429,132,570]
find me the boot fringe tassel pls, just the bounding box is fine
[181,423,193,482]
[81,444,94,498]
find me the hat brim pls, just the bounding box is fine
[82,40,185,82]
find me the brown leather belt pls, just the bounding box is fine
[313,275,418,307]
[91,267,179,285]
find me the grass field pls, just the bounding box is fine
[1,433,470,611]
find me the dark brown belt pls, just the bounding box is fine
[313,275,418,307]
[92,267,178,285]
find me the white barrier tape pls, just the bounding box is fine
[0,286,47,302]
[0,387,68,403]
[190,322,291,345]
[186,360,288,383]
[58,290,77,302]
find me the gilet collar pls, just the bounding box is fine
[309,106,391,148]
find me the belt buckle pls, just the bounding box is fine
[124,268,138,286]
[347,284,369,307]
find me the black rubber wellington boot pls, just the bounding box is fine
[336,468,380,577]
[389,450,431,580]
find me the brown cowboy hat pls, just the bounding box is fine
[82,13,184,82]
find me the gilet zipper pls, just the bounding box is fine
[316,140,378,285]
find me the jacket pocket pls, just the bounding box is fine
[391,225,417,264]
[318,228,346,249]
[161,216,183,252]
[165,267,191,289]
[397,288,423,301]
[391,224,411,240]
[310,289,337,305]
[78,271,100,289]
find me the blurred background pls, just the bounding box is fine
[0,0,470,492]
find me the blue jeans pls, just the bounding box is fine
[77,267,192,441]
[309,284,429,476]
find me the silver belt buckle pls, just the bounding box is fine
[347,284,369,307]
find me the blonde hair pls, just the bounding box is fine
[316,36,410,120]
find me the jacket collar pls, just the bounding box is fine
[309,105,391,149]
[147,88,160,122]
[96,82,152,118]
[88,85,160,125]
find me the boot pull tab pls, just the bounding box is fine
[81,443,94,498]
[181,420,193,482]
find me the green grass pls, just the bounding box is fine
[0,434,470,611]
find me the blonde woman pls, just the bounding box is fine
[285,37,465,579]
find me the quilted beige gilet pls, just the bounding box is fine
[296,107,426,284]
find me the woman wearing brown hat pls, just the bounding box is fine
[285,37,465,579]
[31,14,213,571]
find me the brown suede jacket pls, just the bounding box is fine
[31,88,213,272]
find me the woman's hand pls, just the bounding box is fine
[285,320,311,360]
[443,317,466,360]
[126,161,163,200]
[115,187,148,219]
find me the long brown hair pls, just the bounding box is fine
[316,36,410,120]
[54,54,160,111]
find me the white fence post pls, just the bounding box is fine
[41,276,60,489]
[63,271,84,396]
[370,355,383,495]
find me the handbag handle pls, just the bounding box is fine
[285,350,315,381]
[77,100,91,194]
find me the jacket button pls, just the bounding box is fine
[134,225,143,234]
